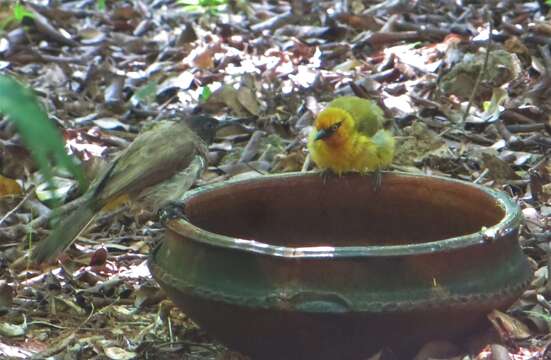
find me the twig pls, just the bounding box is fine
[534,232,551,242]
[0,215,49,242]
[30,333,76,359]
[355,31,422,50]
[245,162,268,175]
[546,253,551,296]
[462,12,492,122]
[302,154,312,172]
[250,11,297,32]
[495,120,521,145]
[0,195,89,241]
[473,168,489,184]
[0,186,35,226]
[507,123,545,133]
[239,130,264,163]
[501,110,537,124]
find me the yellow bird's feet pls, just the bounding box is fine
[320,169,338,184]
[372,169,382,192]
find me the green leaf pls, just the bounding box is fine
[198,0,226,6]
[180,4,203,13]
[97,0,106,11]
[525,310,551,322]
[199,85,212,102]
[35,177,76,206]
[178,0,226,12]
[178,0,200,6]
[132,80,158,105]
[12,3,34,22]
[0,16,15,31]
[0,75,88,201]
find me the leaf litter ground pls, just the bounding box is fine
[0,0,551,359]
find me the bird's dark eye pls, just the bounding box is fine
[331,121,342,131]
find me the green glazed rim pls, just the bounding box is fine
[169,172,522,258]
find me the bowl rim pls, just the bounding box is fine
[167,172,522,258]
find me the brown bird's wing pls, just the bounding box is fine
[31,121,206,264]
[95,121,207,205]
[133,154,206,211]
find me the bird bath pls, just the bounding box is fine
[149,172,531,359]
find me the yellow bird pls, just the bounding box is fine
[308,96,395,176]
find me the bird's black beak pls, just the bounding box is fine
[315,128,332,141]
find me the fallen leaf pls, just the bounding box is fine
[481,152,521,182]
[0,174,21,197]
[0,316,26,337]
[203,85,248,116]
[35,176,76,204]
[104,347,137,360]
[237,87,261,115]
[192,47,215,69]
[488,309,531,341]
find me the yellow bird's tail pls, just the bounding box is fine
[371,129,395,169]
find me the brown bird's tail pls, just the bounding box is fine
[31,200,97,263]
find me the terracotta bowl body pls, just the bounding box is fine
[148,172,532,359]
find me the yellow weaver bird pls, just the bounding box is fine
[308,96,395,177]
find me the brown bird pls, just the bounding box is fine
[32,115,231,263]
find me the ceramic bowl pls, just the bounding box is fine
[149,172,531,359]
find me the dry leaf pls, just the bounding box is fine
[488,309,531,341]
[481,153,521,182]
[191,47,215,70]
[237,87,261,115]
[104,347,137,360]
[272,151,306,172]
[0,174,21,197]
[204,85,249,116]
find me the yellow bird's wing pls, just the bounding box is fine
[370,129,395,168]
[328,96,384,136]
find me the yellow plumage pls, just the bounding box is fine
[327,96,385,136]
[308,97,395,175]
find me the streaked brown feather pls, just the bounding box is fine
[31,119,210,263]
